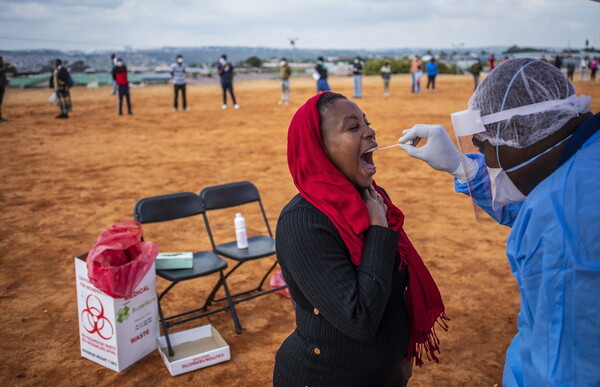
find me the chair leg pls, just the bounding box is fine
[204,274,226,307]
[211,259,280,302]
[205,261,243,303]
[222,261,244,281]
[158,281,177,301]
[219,271,242,334]
[256,260,279,290]
[156,294,175,357]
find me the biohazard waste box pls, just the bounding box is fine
[75,253,159,372]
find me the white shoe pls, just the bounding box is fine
[184,108,190,111]
[173,108,177,112]
[234,104,240,109]
[222,104,228,110]
[278,100,283,105]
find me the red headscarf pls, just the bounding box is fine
[287,92,448,366]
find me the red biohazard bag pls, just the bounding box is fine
[87,220,159,298]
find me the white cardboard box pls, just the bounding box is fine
[75,254,159,372]
[157,324,230,376]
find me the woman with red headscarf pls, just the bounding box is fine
[273,92,448,386]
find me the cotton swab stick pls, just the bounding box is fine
[373,140,412,151]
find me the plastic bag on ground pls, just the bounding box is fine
[87,220,159,298]
[269,270,291,299]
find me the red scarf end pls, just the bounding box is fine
[408,312,450,367]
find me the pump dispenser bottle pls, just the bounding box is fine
[234,213,248,249]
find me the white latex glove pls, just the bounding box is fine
[398,124,478,181]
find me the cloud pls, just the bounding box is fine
[0,0,598,51]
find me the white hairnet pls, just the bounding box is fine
[468,58,591,148]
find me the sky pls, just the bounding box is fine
[0,0,599,52]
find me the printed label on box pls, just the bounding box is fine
[157,324,230,376]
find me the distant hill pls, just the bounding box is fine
[3,44,579,73]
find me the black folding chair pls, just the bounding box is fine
[133,192,241,357]
[199,181,287,305]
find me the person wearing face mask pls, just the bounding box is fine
[410,55,422,93]
[278,57,291,105]
[398,58,600,386]
[109,53,118,96]
[217,54,238,109]
[170,54,188,112]
[273,92,448,386]
[49,58,72,119]
[315,56,331,92]
[352,56,364,98]
[112,58,132,115]
[380,61,392,97]
[468,58,483,91]
[0,56,15,122]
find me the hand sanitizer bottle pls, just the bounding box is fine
[234,213,248,249]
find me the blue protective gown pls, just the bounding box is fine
[455,114,600,386]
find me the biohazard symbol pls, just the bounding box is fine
[81,295,114,340]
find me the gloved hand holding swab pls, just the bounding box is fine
[396,124,478,181]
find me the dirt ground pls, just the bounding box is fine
[1,73,598,387]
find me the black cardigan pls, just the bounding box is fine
[273,194,410,387]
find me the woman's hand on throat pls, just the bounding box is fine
[362,186,388,228]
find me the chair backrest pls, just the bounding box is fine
[200,181,260,210]
[199,181,272,246]
[133,192,204,224]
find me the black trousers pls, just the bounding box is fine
[221,80,237,105]
[0,87,4,118]
[173,84,186,109]
[118,84,131,114]
[427,75,436,89]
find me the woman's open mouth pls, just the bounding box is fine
[360,147,377,174]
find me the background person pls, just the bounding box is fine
[566,56,575,81]
[414,64,422,94]
[380,61,391,96]
[109,53,117,95]
[278,57,291,105]
[352,56,364,98]
[0,56,14,123]
[469,58,483,90]
[580,56,589,81]
[425,58,438,92]
[171,54,188,111]
[553,55,562,70]
[410,55,422,93]
[112,58,132,115]
[217,54,238,109]
[273,91,448,386]
[49,59,72,119]
[315,56,331,92]
[489,52,495,71]
[398,58,600,386]
[590,55,598,81]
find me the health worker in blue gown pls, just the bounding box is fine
[397,58,600,387]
